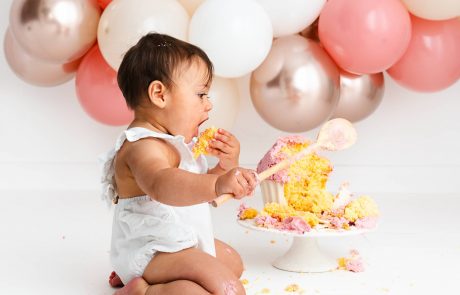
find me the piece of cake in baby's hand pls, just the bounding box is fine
[192,127,218,158]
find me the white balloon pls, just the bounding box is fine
[201,77,240,131]
[178,0,205,16]
[401,0,460,20]
[189,0,273,78]
[255,0,326,37]
[98,0,189,70]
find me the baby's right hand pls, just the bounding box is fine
[215,168,258,199]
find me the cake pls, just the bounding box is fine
[238,135,379,233]
[192,127,218,158]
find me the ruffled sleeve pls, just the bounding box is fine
[99,132,127,206]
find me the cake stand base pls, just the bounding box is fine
[238,219,373,273]
[272,237,336,273]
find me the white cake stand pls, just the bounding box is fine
[238,219,373,273]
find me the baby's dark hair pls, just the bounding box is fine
[117,33,214,109]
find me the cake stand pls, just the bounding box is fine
[238,219,374,273]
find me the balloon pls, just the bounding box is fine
[75,45,133,126]
[401,0,460,21]
[189,0,273,78]
[3,28,80,87]
[98,0,189,71]
[332,71,384,122]
[318,0,411,74]
[255,0,325,37]
[250,35,340,133]
[97,0,112,10]
[387,16,460,92]
[300,18,319,43]
[178,0,205,16]
[9,0,100,64]
[201,77,240,131]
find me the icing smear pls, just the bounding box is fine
[256,135,309,184]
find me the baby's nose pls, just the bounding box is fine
[205,99,213,111]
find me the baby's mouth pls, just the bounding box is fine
[194,117,209,137]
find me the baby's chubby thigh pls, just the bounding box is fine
[143,247,245,295]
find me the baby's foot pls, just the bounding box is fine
[109,271,124,288]
[113,277,149,295]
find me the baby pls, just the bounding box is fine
[101,33,257,295]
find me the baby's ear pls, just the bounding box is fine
[148,80,167,108]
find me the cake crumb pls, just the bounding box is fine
[270,240,276,244]
[260,288,270,293]
[240,279,249,285]
[285,284,300,292]
[380,288,390,293]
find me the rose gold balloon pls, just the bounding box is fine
[9,0,100,63]
[332,71,384,122]
[250,35,340,132]
[3,28,80,87]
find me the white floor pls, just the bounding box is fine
[0,191,459,295]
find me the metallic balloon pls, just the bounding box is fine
[4,28,80,87]
[9,0,100,63]
[332,71,384,122]
[250,35,340,132]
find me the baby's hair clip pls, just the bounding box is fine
[156,41,172,47]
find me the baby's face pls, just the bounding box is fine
[165,60,212,143]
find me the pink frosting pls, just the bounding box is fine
[237,203,250,219]
[346,256,365,272]
[354,216,378,229]
[254,215,278,227]
[277,217,311,234]
[329,217,349,229]
[255,215,311,234]
[257,135,309,183]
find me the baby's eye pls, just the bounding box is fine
[198,93,209,100]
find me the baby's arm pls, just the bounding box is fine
[125,137,256,206]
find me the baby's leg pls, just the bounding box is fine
[109,271,124,287]
[143,247,245,295]
[215,239,244,278]
[114,277,209,295]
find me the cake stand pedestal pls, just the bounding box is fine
[238,219,372,273]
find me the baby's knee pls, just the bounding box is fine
[204,269,245,295]
[231,254,244,278]
[221,278,245,295]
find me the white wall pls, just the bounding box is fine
[1,0,459,194]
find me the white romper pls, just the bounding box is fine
[100,127,216,284]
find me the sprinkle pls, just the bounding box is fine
[285,284,300,292]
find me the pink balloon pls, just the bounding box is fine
[97,0,112,9]
[75,45,133,126]
[319,0,411,74]
[387,16,460,92]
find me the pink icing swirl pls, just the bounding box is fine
[256,135,309,184]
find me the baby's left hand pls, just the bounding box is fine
[206,128,240,171]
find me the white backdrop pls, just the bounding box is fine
[1,0,459,194]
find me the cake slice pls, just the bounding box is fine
[192,127,218,159]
